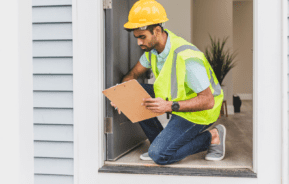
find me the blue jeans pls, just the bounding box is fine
[138,83,215,165]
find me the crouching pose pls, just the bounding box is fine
[111,0,226,165]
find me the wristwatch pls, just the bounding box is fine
[171,101,180,112]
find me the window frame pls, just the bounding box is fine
[72,0,288,183]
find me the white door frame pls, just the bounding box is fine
[1,1,34,184]
[72,0,288,183]
[281,0,289,183]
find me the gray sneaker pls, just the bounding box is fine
[205,124,226,161]
[140,152,152,161]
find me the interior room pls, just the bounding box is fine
[104,0,253,170]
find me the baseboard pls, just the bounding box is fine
[236,93,253,100]
[227,105,234,115]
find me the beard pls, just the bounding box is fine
[141,45,154,52]
[140,35,157,52]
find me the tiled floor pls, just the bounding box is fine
[105,100,253,169]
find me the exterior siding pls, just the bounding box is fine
[32,1,73,183]
[33,58,73,74]
[34,109,73,124]
[34,175,73,184]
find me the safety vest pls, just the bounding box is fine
[145,29,224,125]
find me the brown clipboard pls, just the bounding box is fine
[102,79,164,123]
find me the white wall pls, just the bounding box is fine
[156,0,192,43]
[1,0,34,184]
[19,0,34,183]
[193,0,234,108]
[0,1,20,183]
[233,1,253,96]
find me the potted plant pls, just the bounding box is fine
[204,35,238,115]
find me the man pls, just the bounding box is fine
[111,0,226,165]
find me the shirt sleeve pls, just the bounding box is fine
[185,58,210,93]
[139,53,151,68]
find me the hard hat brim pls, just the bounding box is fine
[124,18,169,29]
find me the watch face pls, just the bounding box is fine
[172,102,180,111]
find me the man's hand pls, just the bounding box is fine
[110,102,121,114]
[142,97,172,113]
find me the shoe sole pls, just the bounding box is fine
[205,124,226,161]
[140,155,152,161]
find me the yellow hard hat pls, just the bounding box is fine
[124,0,169,30]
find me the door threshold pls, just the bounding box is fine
[104,160,252,169]
[98,164,257,178]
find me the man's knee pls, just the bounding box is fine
[139,83,155,97]
[148,147,171,165]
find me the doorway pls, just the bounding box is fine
[103,0,254,171]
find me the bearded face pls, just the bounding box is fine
[133,29,158,52]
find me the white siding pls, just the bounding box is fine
[33,41,73,57]
[35,175,73,184]
[33,23,72,40]
[34,141,73,158]
[34,109,73,124]
[33,58,73,74]
[34,125,73,141]
[33,2,73,184]
[33,92,73,108]
[32,6,72,23]
[34,158,73,175]
[32,0,72,6]
[33,75,73,91]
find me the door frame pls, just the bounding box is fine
[2,0,34,184]
[72,0,288,183]
[281,0,289,183]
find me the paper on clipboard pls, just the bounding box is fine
[102,79,164,123]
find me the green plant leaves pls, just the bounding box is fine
[205,34,238,86]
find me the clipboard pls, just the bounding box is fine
[102,79,164,123]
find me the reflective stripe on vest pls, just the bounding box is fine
[210,69,222,96]
[171,45,221,99]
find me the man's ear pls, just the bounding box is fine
[154,26,161,36]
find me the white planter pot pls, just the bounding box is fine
[222,85,227,101]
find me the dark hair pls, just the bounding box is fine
[125,23,164,35]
